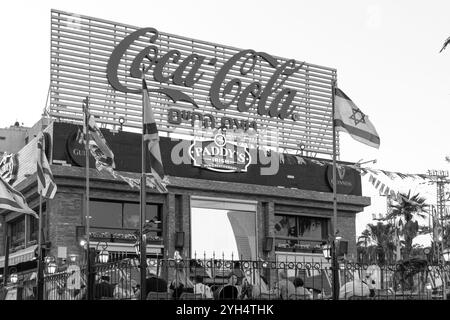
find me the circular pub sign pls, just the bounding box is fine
[66,130,95,167]
[326,164,356,194]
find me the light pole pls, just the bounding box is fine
[322,238,340,300]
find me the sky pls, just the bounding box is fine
[1,0,450,244]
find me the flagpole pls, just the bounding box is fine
[331,78,340,300]
[36,138,44,300]
[84,97,93,300]
[140,67,147,300]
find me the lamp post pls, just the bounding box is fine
[322,238,340,300]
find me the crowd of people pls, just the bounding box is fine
[94,266,316,300]
[41,265,315,300]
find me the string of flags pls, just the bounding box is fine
[279,153,439,202]
[280,153,433,181]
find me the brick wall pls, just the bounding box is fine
[47,191,84,258]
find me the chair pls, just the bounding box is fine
[179,292,204,300]
[146,291,171,300]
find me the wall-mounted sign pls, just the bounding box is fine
[0,153,18,184]
[50,10,337,157]
[326,165,356,194]
[189,131,251,173]
[65,130,95,167]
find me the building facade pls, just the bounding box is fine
[0,121,370,282]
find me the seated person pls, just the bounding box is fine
[145,274,168,295]
[94,276,114,299]
[293,277,313,299]
[193,275,213,299]
[113,276,137,300]
[275,270,296,300]
[215,273,241,300]
[169,268,194,299]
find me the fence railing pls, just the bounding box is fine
[41,258,450,300]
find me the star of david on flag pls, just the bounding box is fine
[334,87,380,149]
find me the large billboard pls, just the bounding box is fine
[50,9,337,157]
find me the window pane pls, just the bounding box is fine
[274,215,296,237]
[30,217,39,242]
[123,203,161,229]
[123,203,139,229]
[297,217,325,240]
[90,201,122,228]
[10,218,25,247]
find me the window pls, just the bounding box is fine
[274,214,328,252]
[90,201,122,228]
[9,217,25,249]
[29,216,39,242]
[190,196,257,260]
[123,203,159,230]
[89,200,161,236]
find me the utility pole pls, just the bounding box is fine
[427,170,449,262]
[427,169,449,300]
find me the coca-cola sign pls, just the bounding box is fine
[107,28,304,121]
[50,10,336,156]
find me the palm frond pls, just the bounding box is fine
[440,36,450,53]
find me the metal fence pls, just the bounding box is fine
[41,257,450,300]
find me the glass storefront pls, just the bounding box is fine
[190,196,257,260]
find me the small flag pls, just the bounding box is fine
[37,133,57,199]
[0,176,38,218]
[142,76,167,193]
[79,99,116,174]
[334,87,380,149]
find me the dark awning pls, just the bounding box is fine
[0,245,38,268]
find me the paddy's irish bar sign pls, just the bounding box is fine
[50,10,337,156]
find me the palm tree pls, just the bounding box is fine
[357,229,371,263]
[366,222,396,264]
[386,191,428,259]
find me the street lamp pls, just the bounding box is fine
[443,248,450,262]
[9,267,18,284]
[44,256,57,274]
[321,242,332,260]
[118,117,125,131]
[96,242,109,264]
